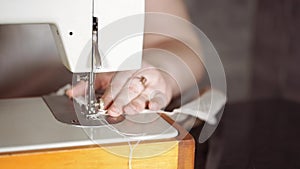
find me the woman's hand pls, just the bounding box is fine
[104,63,173,117]
[66,62,174,117]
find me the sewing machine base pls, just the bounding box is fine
[0,97,178,153]
[0,97,194,169]
[0,114,194,169]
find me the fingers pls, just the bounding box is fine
[106,76,146,117]
[148,90,167,111]
[122,90,167,115]
[124,94,148,115]
[66,81,87,98]
[103,67,172,117]
[101,70,138,111]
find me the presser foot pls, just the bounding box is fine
[85,98,106,116]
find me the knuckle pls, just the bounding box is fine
[128,85,141,95]
[131,101,144,111]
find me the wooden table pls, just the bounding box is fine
[0,114,194,169]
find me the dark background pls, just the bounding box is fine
[186,0,300,168]
[0,0,300,168]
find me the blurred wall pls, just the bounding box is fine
[252,0,300,102]
[186,0,256,102]
[186,0,300,103]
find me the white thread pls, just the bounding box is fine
[128,139,141,169]
[88,114,145,169]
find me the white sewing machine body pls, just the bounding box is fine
[0,0,181,153]
[0,0,144,73]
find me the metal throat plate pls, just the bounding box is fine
[43,95,108,126]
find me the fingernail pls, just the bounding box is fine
[124,106,138,115]
[108,107,121,117]
[108,110,120,117]
[149,102,159,110]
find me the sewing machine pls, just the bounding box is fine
[0,1,191,167]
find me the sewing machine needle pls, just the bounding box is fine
[87,17,98,114]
